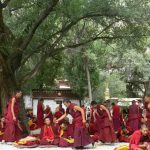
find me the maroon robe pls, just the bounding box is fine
[44,107,53,123]
[128,103,140,132]
[129,130,150,150]
[59,124,74,147]
[88,123,100,142]
[96,105,116,143]
[66,103,93,148]
[54,111,64,125]
[117,126,132,142]
[146,109,150,130]
[3,97,21,142]
[40,125,59,145]
[37,102,44,128]
[112,105,121,131]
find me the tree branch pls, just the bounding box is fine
[20,54,47,85]
[20,0,59,51]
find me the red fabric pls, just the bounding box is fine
[129,130,141,150]
[54,111,63,119]
[113,105,120,117]
[95,105,116,142]
[118,127,131,142]
[128,104,140,132]
[112,105,121,131]
[37,102,44,128]
[41,125,54,141]
[44,107,53,123]
[90,108,94,124]
[66,103,93,147]
[146,109,150,130]
[3,97,20,142]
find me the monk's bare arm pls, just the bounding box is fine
[74,106,86,123]
[11,98,16,121]
[101,105,112,120]
[56,113,67,123]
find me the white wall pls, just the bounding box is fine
[23,95,32,109]
[33,99,80,116]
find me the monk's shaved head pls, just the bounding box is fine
[141,124,148,136]
[141,124,148,129]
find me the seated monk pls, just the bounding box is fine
[28,117,37,130]
[59,121,74,147]
[0,117,5,141]
[40,117,59,146]
[86,122,100,143]
[118,125,132,142]
[129,124,150,150]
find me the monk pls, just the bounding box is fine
[91,101,116,143]
[56,100,93,148]
[44,105,53,123]
[37,98,45,128]
[59,122,74,147]
[112,102,121,132]
[117,125,132,142]
[28,117,37,130]
[54,106,63,119]
[86,122,100,143]
[129,124,150,150]
[3,90,22,142]
[40,117,59,146]
[128,101,140,132]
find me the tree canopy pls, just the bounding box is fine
[0,0,150,112]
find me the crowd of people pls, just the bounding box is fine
[1,90,150,150]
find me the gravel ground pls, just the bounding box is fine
[0,142,129,150]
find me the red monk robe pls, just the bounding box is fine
[145,109,150,130]
[44,106,53,123]
[128,101,140,132]
[40,118,59,146]
[59,123,74,147]
[56,101,93,148]
[96,104,116,143]
[117,126,132,142]
[40,125,54,142]
[129,128,150,150]
[112,103,121,132]
[37,98,44,128]
[86,122,100,143]
[3,91,22,142]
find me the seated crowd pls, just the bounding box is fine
[1,94,150,150]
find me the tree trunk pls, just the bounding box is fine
[84,56,93,102]
[144,81,150,97]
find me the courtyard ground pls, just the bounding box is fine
[0,142,128,150]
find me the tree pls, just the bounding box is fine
[0,0,149,114]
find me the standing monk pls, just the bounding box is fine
[3,90,22,142]
[128,100,140,132]
[37,98,45,128]
[91,101,116,143]
[56,100,93,149]
[112,102,121,132]
[44,105,53,123]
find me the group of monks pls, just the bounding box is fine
[1,90,150,150]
